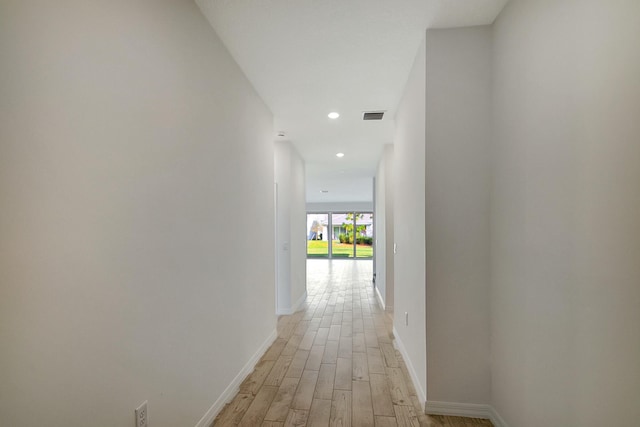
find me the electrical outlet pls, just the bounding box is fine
[135,401,148,427]
[405,312,409,326]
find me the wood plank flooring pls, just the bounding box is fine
[212,260,492,427]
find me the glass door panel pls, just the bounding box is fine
[356,212,374,258]
[331,212,354,258]
[307,214,329,257]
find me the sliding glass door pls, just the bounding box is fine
[306,213,329,257]
[355,212,374,258]
[307,211,373,259]
[331,213,353,258]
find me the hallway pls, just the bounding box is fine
[213,260,492,426]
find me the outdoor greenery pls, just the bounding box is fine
[307,240,329,255]
[306,240,373,258]
[354,243,373,257]
[356,236,373,245]
[342,213,365,243]
[307,212,374,258]
[338,233,373,245]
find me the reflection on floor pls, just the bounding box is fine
[213,260,492,426]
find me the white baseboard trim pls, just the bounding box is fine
[375,285,385,310]
[425,401,492,419]
[425,401,508,427]
[392,327,426,408]
[292,290,307,312]
[195,329,278,427]
[276,290,308,315]
[489,405,508,427]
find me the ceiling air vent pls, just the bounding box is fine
[362,111,385,120]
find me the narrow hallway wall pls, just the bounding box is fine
[424,26,492,408]
[393,37,427,405]
[0,2,275,426]
[375,144,395,310]
[491,1,640,425]
[275,141,307,314]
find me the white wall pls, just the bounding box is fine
[275,141,307,314]
[306,201,374,212]
[290,145,307,311]
[491,1,640,425]
[0,2,276,426]
[393,38,427,404]
[374,144,394,310]
[424,27,492,406]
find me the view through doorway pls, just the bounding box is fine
[306,212,373,259]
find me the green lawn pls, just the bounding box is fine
[306,240,373,258]
[355,244,373,258]
[307,240,329,255]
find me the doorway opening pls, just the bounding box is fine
[306,212,373,259]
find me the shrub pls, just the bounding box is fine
[356,236,373,245]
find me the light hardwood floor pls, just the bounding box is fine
[213,260,492,427]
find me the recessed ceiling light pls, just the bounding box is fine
[336,153,345,158]
[328,112,340,119]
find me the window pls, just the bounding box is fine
[306,211,373,259]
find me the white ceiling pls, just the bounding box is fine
[196,0,508,203]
